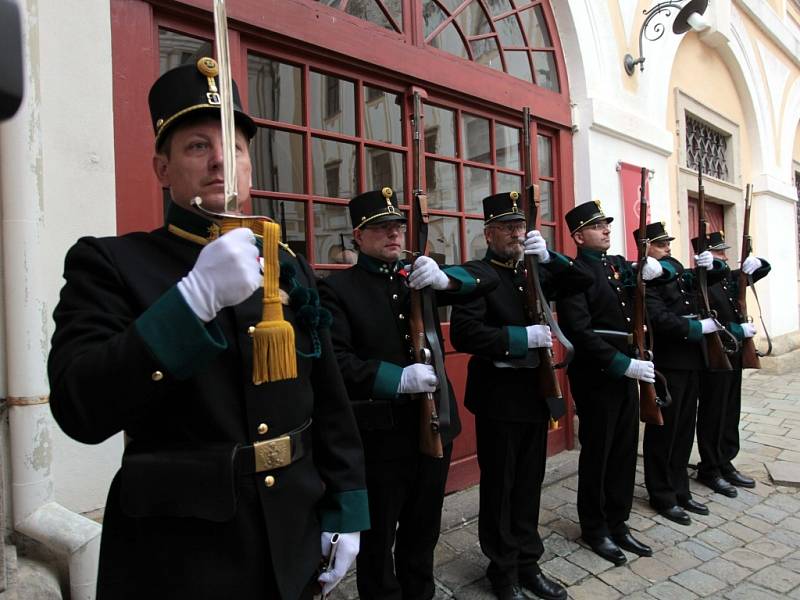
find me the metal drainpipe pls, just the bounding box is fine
[1,1,102,598]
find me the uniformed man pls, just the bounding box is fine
[693,231,771,495]
[47,59,369,599]
[556,203,666,566]
[319,188,491,600]
[643,223,727,525]
[449,192,590,600]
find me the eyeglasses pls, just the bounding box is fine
[582,221,610,231]
[490,222,527,234]
[364,222,407,234]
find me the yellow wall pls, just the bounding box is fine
[794,125,800,164]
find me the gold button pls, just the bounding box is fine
[621,302,626,307]
[151,371,164,381]
[265,475,275,487]
[392,294,398,300]
[257,423,268,435]
[399,314,405,320]
[476,278,481,284]
[247,326,256,336]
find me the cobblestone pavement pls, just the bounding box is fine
[331,369,800,599]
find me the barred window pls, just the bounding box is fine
[686,115,730,182]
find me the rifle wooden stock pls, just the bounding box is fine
[410,91,444,458]
[633,167,664,425]
[738,184,760,369]
[696,165,732,371]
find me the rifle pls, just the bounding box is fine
[633,167,669,425]
[738,184,772,366]
[696,163,735,371]
[408,89,449,458]
[519,107,572,421]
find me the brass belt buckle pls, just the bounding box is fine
[253,435,292,472]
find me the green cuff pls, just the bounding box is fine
[506,326,528,359]
[548,251,571,267]
[659,259,678,278]
[373,361,403,398]
[443,265,475,294]
[606,351,631,379]
[687,319,703,342]
[134,286,227,379]
[728,322,745,341]
[319,489,370,533]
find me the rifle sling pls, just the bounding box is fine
[530,259,573,369]
[747,273,773,357]
[420,286,451,429]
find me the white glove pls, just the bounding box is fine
[700,318,722,334]
[742,256,762,275]
[397,363,438,394]
[318,532,360,595]
[624,359,655,383]
[523,230,550,263]
[641,256,663,281]
[177,228,261,322]
[694,251,713,270]
[741,322,757,338]
[408,256,450,290]
[526,324,552,348]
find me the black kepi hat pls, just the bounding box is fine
[633,221,675,244]
[483,191,526,224]
[565,200,613,234]
[148,57,257,149]
[691,230,730,253]
[349,187,407,229]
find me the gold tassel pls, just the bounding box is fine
[252,220,297,384]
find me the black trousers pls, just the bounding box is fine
[475,416,547,588]
[356,444,452,600]
[570,375,638,540]
[697,354,742,478]
[644,368,698,509]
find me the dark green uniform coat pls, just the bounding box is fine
[48,204,369,600]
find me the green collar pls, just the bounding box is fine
[357,252,401,275]
[485,248,519,269]
[165,202,219,241]
[578,247,606,262]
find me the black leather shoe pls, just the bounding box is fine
[612,532,653,557]
[584,536,627,566]
[659,505,691,525]
[519,572,567,600]
[679,498,710,515]
[724,470,756,488]
[698,475,738,497]
[492,584,526,600]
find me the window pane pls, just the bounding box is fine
[537,135,552,177]
[519,5,551,47]
[455,2,491,36]
[464,167,491,214]
[424,105,456,157]
[426,160,458,211]
[314,203,358,264]
[366,148,406,203]
[497,172,523,196]
[504,50,532,83]
[462,114,490,164]
[439,0,465,12]
[539,180,553,222]
[310,72,356,135]
[466,218,487,261]
[252,198,308,258]
[247,54,302,125]
[363,87,402,145]
[344,0,392,30]
[385,0,404,30]
[422,0,447,37]
[429,22,469,59]
[158,29,210,73]
[485,0,513,17]
[470,37,502,71]
[428,215,461,264]
[251,128,305,193]
[541,224,555,250]
[312,138,357,198]
[496,124,520,170]
[496,15,525,47]
[533,51,560,92]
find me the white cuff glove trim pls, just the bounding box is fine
[700,318,722,334]
[318,532,360,595]
[525,324,552,348]
[398,363,438,394]
[641,256,663,281]
[624,359,655,383]
[408,255,450,290]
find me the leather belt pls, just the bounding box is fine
[236,419,312,474]
[592,329,633,344]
